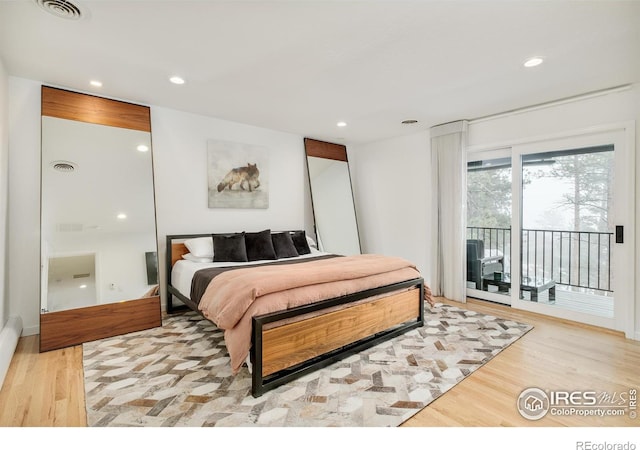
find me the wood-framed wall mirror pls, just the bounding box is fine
[39,86,161,352]
[304,138,361,256]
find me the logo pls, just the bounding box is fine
[517,387,550,420]
[517,387,637,420]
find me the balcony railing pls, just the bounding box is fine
[467,227,613,292]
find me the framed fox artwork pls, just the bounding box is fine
[207,139,269,209]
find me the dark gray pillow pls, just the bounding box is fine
[272,232,299,259]
[290,230,311,255]
[245,229,277,261]
[213,233,248,262]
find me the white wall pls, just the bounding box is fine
[467,87,639,147]
[466,85,640,339]
[350,130,431,279]
[1,59,23,390]
[7,77,40,336]
[7,78,317,335]
[0,58,8,332]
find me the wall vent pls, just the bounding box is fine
[35,0,83,20]
[51,160,77,173]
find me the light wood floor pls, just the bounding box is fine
[1,297,638,427]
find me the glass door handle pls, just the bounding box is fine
[615,225,624,244]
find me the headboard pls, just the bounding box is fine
[170,242,189,267]
[166,233,213,313]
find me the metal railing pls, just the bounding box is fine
[467,227,613,292]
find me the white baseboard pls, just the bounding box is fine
[21,324,38,337]
[0,316,23,390]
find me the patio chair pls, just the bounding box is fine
[467,239,504,290]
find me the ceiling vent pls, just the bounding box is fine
[51,160,77,173]
[35,0,83,20]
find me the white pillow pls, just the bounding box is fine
[182,252,212,263]
[184,237,214,258]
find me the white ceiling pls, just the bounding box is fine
[1,0,639,145]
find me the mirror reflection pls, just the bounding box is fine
[40,116,158,313]
[306,154,361,256]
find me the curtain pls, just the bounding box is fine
[429,120,468,302]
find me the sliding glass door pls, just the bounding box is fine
[512,129,633,332]
[466,127,634,334]
[466,149,512,305]
[519,145,614,315]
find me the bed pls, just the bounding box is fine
[165,230,431,397]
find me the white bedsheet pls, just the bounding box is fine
[171,249,332,299]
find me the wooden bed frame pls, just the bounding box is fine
[165,233,425,397]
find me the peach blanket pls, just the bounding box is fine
[197,254,426,373]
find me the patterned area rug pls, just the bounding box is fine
[83,302,532,427]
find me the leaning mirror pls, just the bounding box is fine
[40,86,161,352]
[304,138,361,256]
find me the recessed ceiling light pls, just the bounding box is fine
[524,57,544,68]
[169,76,185,85]
[337,121,347,127]
[90,80,102,87]
[401,119,418,124]
[117,213,127,220]
[79,284,87,289]
[137,144,149,152]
